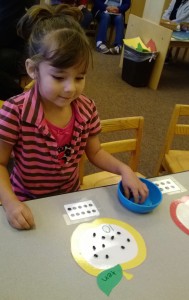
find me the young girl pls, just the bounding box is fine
[0,4,148,230]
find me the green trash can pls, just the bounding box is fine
[122,45,158,87]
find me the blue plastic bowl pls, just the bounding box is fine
[118,178,162,214]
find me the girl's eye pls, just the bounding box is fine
[52,75,64,80]
[76,77,84,81]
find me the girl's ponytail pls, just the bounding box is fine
[17,4,82,41]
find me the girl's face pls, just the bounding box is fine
[37,61,86,108]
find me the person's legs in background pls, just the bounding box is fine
[96,12,111,54]
[80,7,93,29]
[109,14,125,55]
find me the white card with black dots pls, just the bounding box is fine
[152,177,186,194]
[64,199,100,221]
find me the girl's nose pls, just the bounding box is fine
[63,80,75,93]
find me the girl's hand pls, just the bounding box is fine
[4,200,35,230]
[121,168,149,203]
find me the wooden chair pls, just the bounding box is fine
[0,100,4,108]
[19,75,32,89]
[155,104,189,176]
[24,80,34,91]
[79,116,145,190]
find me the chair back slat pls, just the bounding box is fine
[79,116,144,184]
[101,140,137,153]
[175,124,189,135]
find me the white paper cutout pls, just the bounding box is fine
[153,178,186,194]
[64,199,100,221]
[78,223,138,270]
[177,200,189,230]
[170,195,189,235]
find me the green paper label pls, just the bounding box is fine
[97,264,123,296]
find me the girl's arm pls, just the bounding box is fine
[0,140,35,230]
[85,135,148,203]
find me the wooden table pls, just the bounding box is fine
[0,171,189,300]
[160,20,189,57]
[170,37,189,61]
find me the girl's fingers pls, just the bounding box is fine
[123,182,149,204]
[123,186,130,199]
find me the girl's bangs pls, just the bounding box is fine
[48,47,90,72]
[42,29,91,71]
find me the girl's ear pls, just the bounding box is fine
[25,59,37,80]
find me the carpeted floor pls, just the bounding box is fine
[83,41,189,178]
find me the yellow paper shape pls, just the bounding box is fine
[123,37,150,51]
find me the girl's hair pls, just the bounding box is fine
[17,4,92,71]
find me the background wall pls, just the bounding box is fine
[125,0,146,23]
[163,0,171,12]
[143,0,165,23]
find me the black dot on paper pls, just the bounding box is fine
[117,231,121,235]
[84,205,87,207]
[94,254,98,258]
[89,203,93,207]
[93,246,96,250]
[73,207,76,210]
[127,238,130,242]
[71,214,74,217]
[87,210,91,213]
[76,213,80,216]
[81,211,85,214]
[102,244,105,248]
[78,206,82,209]
[93,233,96,237]
[121,246,125,249]
[102,236,105,239]
[105,255,109,259]
[92,209,96,213]
[68,207,71,210]
[111,236,114,240]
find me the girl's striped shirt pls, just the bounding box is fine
[0,85,101,201]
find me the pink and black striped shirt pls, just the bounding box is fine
[0,84,101,201]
